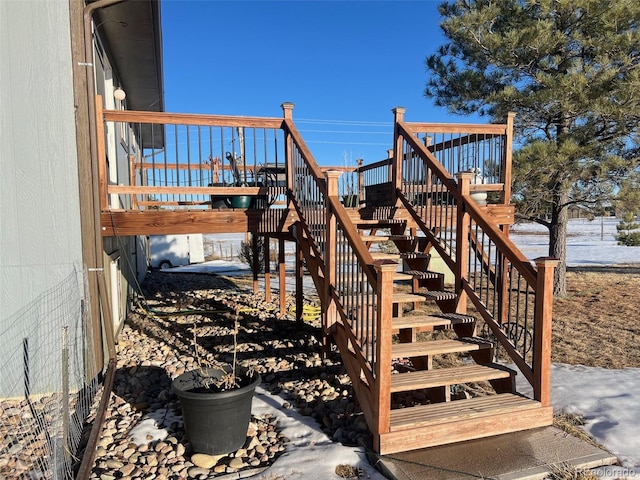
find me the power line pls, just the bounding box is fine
[295,118,392,127]
[304,140,390,146]
[299,128,391,135]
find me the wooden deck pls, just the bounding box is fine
[96,103,557,455]
[101,208,296,236]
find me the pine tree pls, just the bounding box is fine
[616,213,640,246]
[615,176,640,246]
[424,0,640,295]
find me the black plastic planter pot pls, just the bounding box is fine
[171,366,261,455]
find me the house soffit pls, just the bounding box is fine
[91,0,164,114]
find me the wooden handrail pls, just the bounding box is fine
[282,118,327,187]
[463,196,537,287]
[402,122,507,134]
[357,158,391,173]
[397,120,536,286]
[107,185,269,196]
[426,132,504,154]
[283,119,378,287]
[330,199,378,286]
[397,122,459,195]
[103,109,284,129]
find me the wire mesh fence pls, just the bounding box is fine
[0,267,100,479]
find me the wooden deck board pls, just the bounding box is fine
[392,293,427,304]
[389,394,540,430]
[379,398,552,454]
[391,337,492,358]
[392,313,474,329]
[390,363,514,393]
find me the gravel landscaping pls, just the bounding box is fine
[81,271,373,479]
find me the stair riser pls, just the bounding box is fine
[377,406,553,454]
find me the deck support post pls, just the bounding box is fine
[533,257,558,406]
[324,171,342,353]
[252,233,259,295]
[279,237,287,315]
[391,107,406,196]
[295,231,304,327]
[503,113,515,204]
[281,102,295,197]
[374,262,397,451]
[264,235,271,302]
[455,173,472,314]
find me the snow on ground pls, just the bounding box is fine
[516,365,640,475]
[251,387,386,480]
[511,216,640,266]
[166,218,640,476]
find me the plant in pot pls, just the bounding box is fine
[223,151,254,209]
[171,308,261,455]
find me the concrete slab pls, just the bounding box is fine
[375,427,618,480]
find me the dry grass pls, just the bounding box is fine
[552,268,640,368]
[553,413,601,448]
[545,463,600,480]
[393,266,640,369]
[335,464,363,478]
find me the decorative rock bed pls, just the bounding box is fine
[77,271,374,479]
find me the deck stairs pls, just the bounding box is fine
[350,215,551,453]
[285,111,557,454]
[291,206,552,453]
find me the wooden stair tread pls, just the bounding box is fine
[391,337,492,358]
[390,363,514,393]
[392,291,456,303]
[393,272,414,281]
[356,219,405,226]
[403,270,443,280]
[423,290,457,301]
[360,235,415,242]
[392,293,427,304]
[392,313,475,329]
[371,252,431,260]
[389,393,541,431]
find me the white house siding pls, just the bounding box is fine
[0,1,84,395]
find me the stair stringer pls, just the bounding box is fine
[291,202,390,443]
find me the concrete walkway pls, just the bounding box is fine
[374,427,617,480]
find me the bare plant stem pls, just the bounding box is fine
[233,308,239,382]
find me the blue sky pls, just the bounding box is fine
[161,0,468,166]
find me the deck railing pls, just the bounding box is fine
[282,111,394,437]
[392,108,556,405]
[97,99,287,211]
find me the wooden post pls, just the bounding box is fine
[391,107,406,195]
[252,233,259,295]
[386,149,394,184]
[533,257,558,406]
[455,172,472,314]
[356,158,364,206]
[374,263,397,450]
[502,112,515,205]
[295,233,304,327]
[264,235,271,302]
[95,96,108,210]
[279,237,287,315]
[129,155,137,210]
[281,102,295,198]
[324,171,341,350]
